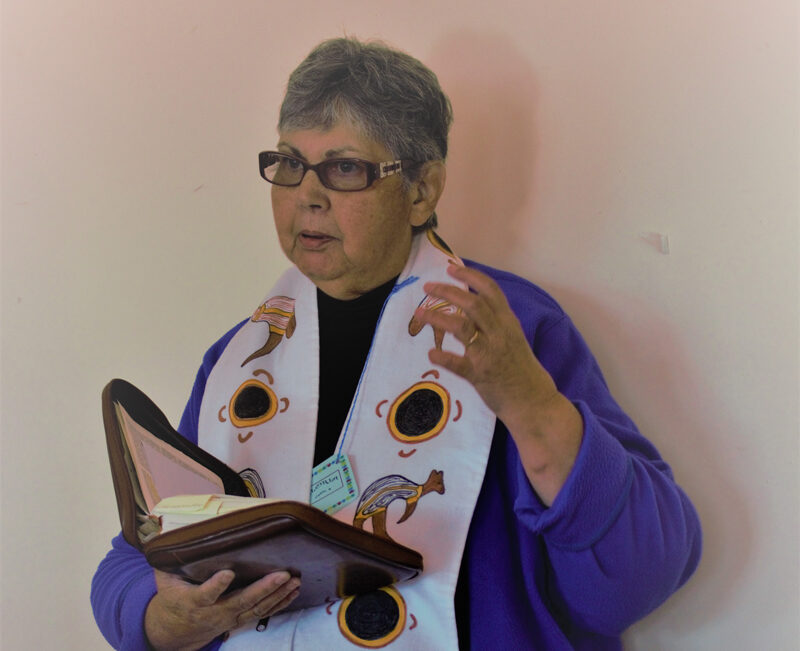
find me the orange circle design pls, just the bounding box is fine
[228,379,278,428]
[338,587,406,648]
[387,381,450,444]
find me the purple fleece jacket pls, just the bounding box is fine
[91,261,701,650]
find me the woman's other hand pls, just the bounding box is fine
[414,264,583,505]
[145,569,301,651]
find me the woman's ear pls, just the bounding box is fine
[408,161,446,227]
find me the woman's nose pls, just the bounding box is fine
[295,167,331,209]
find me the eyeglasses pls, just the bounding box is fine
[258,151,414,192]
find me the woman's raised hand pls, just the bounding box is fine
[414,264,558,418]
[413,264,583,506]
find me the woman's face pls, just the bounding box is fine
[271,121,418,300]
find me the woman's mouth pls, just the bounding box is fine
[298,231,336,250]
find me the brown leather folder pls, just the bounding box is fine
[102,378,423,610]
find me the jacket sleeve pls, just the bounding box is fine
[89,322,246,650]
[90,533,160,651]
[512,309,702,635]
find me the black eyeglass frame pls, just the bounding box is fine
[258,151,417,192]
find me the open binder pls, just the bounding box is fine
[102,378,423,611]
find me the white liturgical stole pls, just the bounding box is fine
[198,231,495,650]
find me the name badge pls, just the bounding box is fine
[310,453,358,514]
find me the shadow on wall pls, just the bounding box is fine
[550,283,752,649]
[427,32,539,264]
[428,30,748,648]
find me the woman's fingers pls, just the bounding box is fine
[194,569,236,606]
[420,282,488,332]
[418,265,512,350]
[233,572,300,622]
[415,265,546,416]
[414,304,476,348]
[146,568,301,650]
[421,264,511,334]
[427,347,474,379]
[252,582,302,619]
[445,263,505,301]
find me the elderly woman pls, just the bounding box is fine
[92,38,701,650]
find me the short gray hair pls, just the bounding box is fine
[278,38,453,230]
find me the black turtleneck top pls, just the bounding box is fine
[314,274,469,647]
[313,276,397,466]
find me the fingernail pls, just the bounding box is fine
[275,571,291,585]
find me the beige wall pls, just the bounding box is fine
[2,1,797,649]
